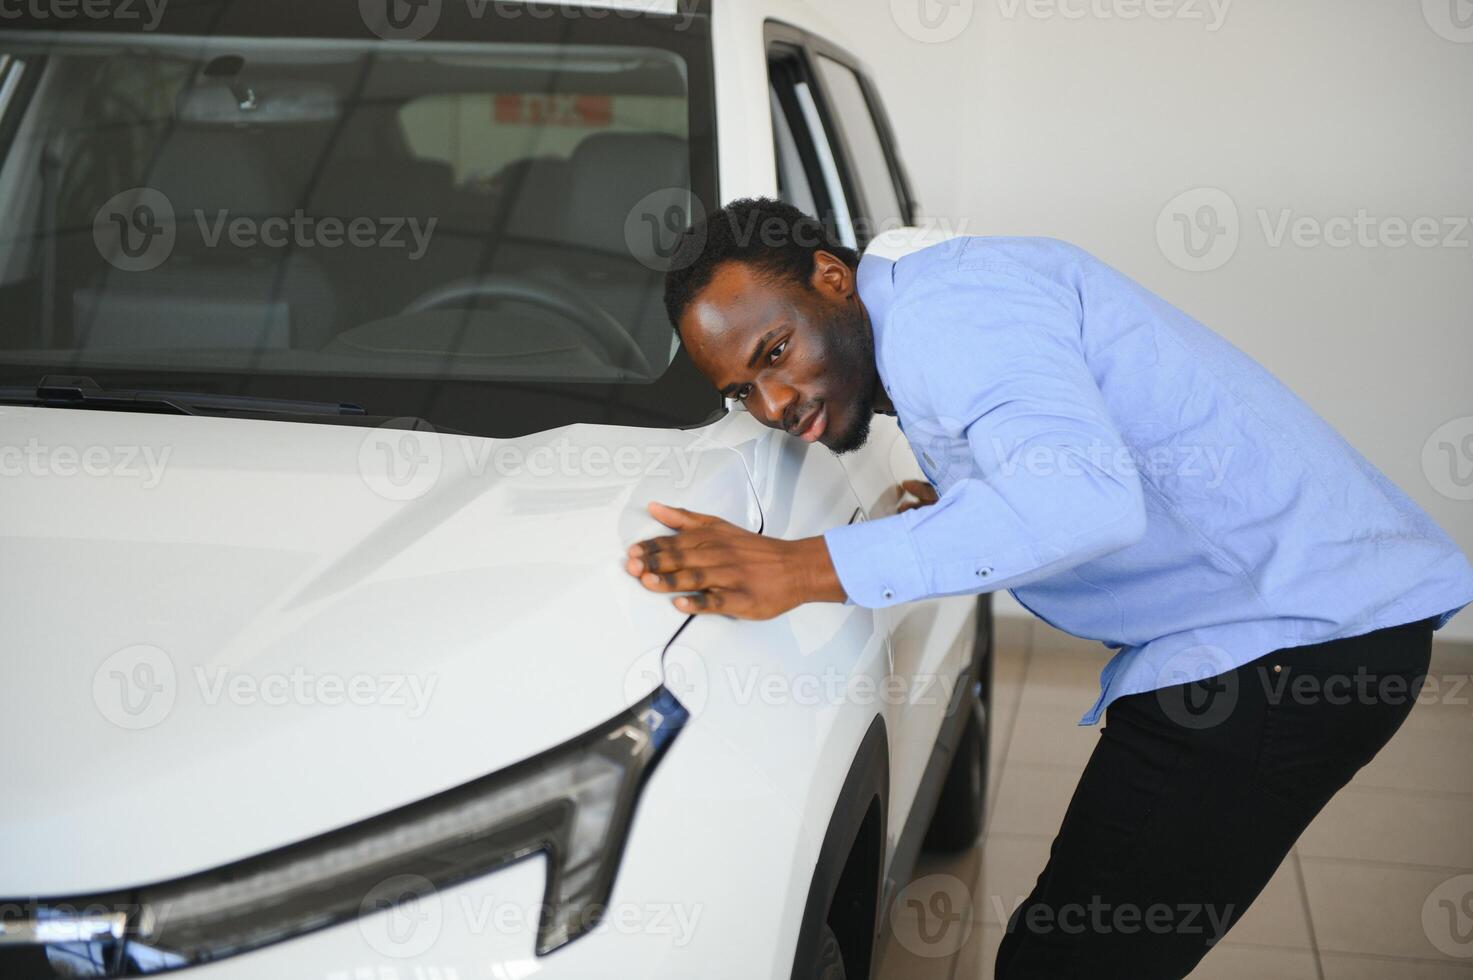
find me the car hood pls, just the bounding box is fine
[0,404,758,894]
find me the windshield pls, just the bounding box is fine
[0,2,719,436]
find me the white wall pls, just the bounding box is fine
[806,0,1473,640]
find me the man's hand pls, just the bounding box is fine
[625,501,847,620]
[897,479,939,513]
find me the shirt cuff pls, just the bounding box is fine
[822,516,930,608]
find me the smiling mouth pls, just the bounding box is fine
[794,405,828,443]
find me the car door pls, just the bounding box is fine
[765,27,972,847]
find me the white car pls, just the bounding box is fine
[0,2,992,978]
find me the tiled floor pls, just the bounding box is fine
[877,615,1473,979]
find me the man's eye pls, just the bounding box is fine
[736,384,752,400]
[768,341,787,363]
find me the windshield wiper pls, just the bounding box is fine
[0,375,367,418]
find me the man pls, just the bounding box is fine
[623,197,1473,977]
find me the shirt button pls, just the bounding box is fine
[882,587,895,600]
[976,567,992,578]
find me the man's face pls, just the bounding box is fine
[678,251,879,454]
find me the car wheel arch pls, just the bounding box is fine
[789,713,889,980]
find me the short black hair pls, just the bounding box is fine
[663,197,861,332]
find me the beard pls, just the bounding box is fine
[822,301,880,455]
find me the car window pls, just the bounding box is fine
[401,91,688,191]
[769,85,819,218]
[767,48,858,248]
[0,9,720,438]
[814,56,906,230]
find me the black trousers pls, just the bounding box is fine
[994,615,1438,979]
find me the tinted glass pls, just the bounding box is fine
[815,56,904,229]
[0,3,719,437]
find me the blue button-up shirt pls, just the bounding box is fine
[822,236,1473,724]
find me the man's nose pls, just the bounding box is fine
[750,379,799,431]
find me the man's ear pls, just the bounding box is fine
[810,249,855,300]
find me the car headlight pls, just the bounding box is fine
[0,687,688,976]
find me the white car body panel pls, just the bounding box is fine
[0,404,761,892]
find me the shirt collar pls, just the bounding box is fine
[856,251,898,412]
[856,251,897,345]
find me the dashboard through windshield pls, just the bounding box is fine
[0,1,719,436]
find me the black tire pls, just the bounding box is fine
[815,922,848,980]
[922,599,993,853]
